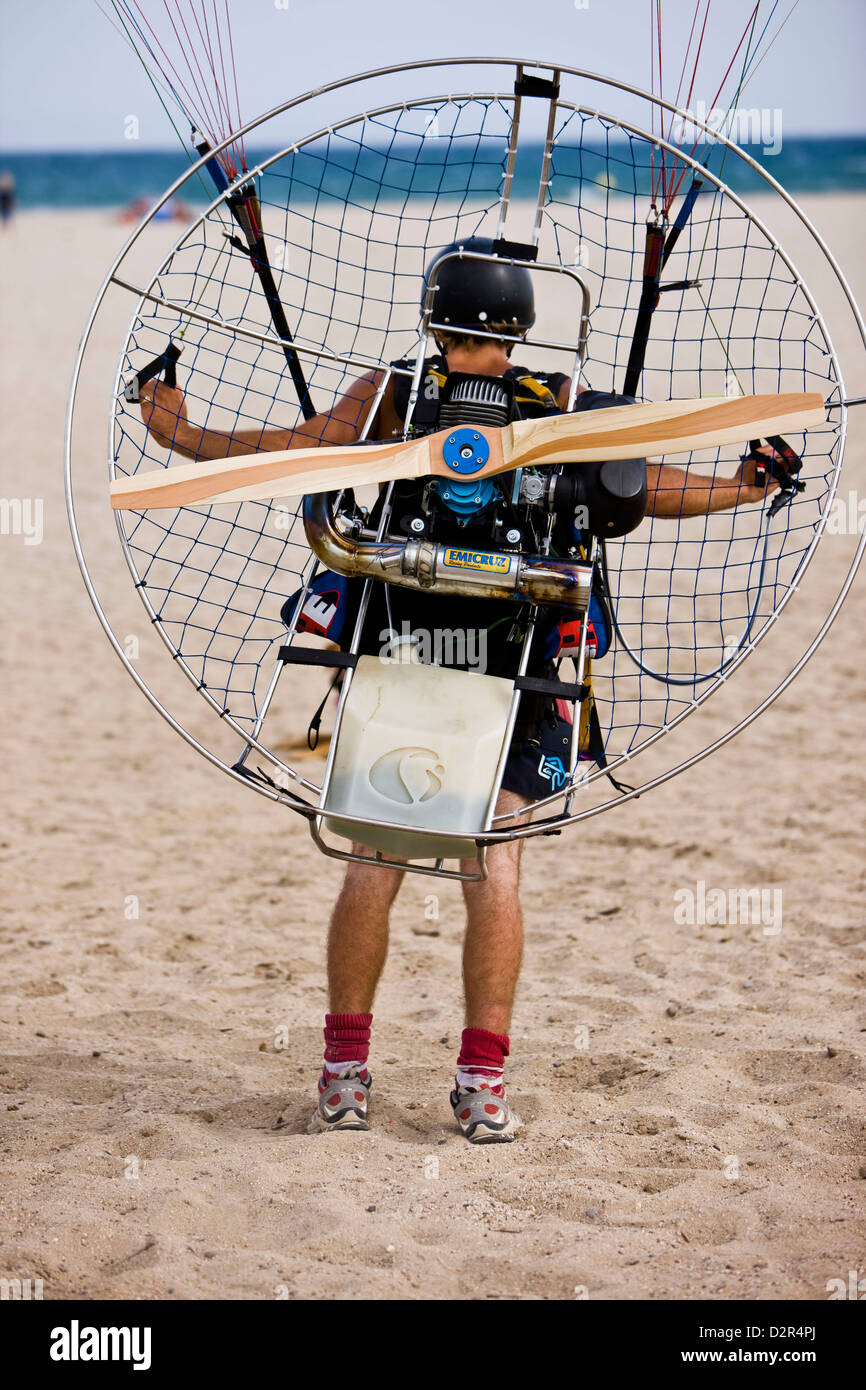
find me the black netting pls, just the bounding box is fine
[112,95,841,794]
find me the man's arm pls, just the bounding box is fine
[647,450,783,517]
[556,383,785,516]
[138,369,387,460]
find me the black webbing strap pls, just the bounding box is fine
[221,179,316,420]
[623,221,665,398]
[307,671,343,751]
[278,647,358,669]
[277,646,357,748]
[233,761,281,791]
[192,141,316,422]
[514,73,560,100]
[622,179,704,398]
[236,225,317,421]
[491,237,538,263]
[515,673,587,702]
[124,342,181,403]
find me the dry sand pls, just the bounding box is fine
[1,200,864,1301]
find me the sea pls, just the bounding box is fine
[1,136,864,210]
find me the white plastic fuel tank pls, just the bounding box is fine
[320,649,514,862]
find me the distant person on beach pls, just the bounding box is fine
[0,171,16,225]
[118,195,192,224]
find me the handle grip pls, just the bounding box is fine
[124,342,182,403]
[746,435,806,517]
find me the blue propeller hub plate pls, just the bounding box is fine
[441,427,490,475]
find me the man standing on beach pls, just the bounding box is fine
[139,240,787,1143]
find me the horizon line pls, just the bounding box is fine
[1,130,865,156]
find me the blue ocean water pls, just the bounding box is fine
[0,136,864,209]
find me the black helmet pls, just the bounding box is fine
[422,236,536,337]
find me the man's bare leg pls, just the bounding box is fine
[327,849,405,1013]
[451,790,529,1141]
[309,850,405,1132]
[460,790,529,1035]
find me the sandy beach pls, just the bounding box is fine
[1,197,864,1302]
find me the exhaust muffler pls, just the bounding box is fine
[302,492,591,612]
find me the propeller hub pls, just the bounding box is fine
[442,427,489,475]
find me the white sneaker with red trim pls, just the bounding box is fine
[450,1081,522,1143]
[308,1066,371,1133]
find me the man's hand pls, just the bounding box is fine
[731,443,786,506]
[139,380,189,450]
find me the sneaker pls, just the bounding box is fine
[450,1082,522,1143]
[308,1066,372,1133]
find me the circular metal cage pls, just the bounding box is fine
[66,57,866,851]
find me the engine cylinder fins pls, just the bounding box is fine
[437,371,513,434]
[438,400,512,432]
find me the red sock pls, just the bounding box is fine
[456,1026,509,1093]
[323,1012,372,1077]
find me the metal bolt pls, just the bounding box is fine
[505,528,521,545]
[474,497,482,504]
[409,517,424,533]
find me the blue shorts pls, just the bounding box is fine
[501,714,575,800]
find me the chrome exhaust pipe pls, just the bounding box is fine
[302,492,591,612]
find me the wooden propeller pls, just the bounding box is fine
[110,392,825,511]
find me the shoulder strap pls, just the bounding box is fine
[392,359,567,423]
[507,366,568,415]
[391,355,447,427]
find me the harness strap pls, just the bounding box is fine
[306,670,343,751]
[277,647,357,748]
[277,647,358,669]
[391,356,566,428]
[515,673,587,701]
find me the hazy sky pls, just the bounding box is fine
[1,0,864,149]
